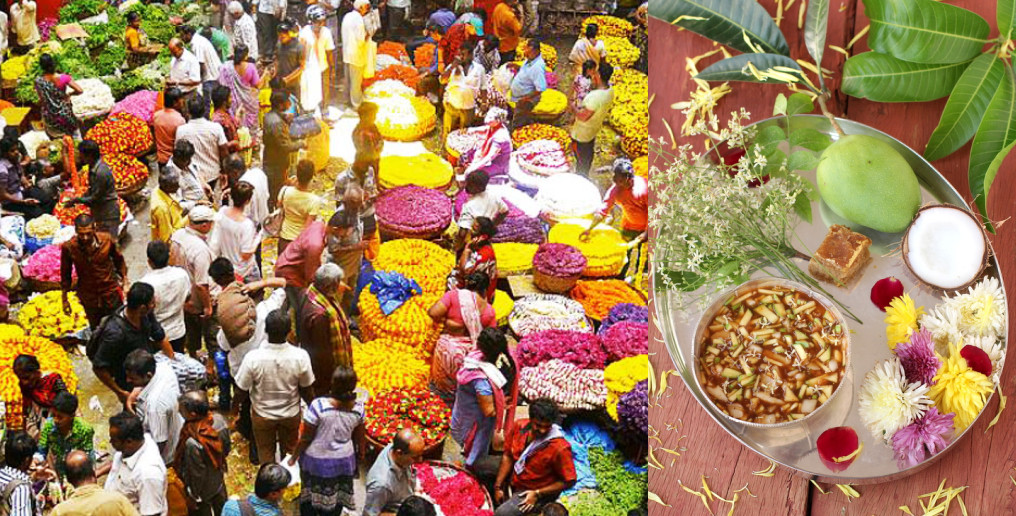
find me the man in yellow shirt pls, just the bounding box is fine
[150,172,184,242]
[51,451,138,516]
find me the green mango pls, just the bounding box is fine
[816,134,921,233]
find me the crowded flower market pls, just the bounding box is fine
[0,0,648,513]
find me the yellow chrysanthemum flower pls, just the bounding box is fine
[928,343,994,432]
[885,294,925,350]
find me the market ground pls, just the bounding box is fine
[58,35,625,509]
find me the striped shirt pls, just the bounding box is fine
[135,363,184,464]
[0,466,37,516]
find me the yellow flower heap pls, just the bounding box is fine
[602,36,640,69]
[0,333,79,429]
[609,69,648,158]
[604,354,648,420]
[360,240,454,355]
[581,15,633,38]
[928,343,994,432]
[885,294,925,350]
[374,93,437,141]
[492,243,539,274]
[512,124,572,151]
[493,290,514,325]
[548,223,627,277]
[633,156,648,179]
[353,339,430,394]
[2,55,32,81]
[510,90,568,117]
[378,153,454,190]
[515,40,558,69]
[18,291,88,339]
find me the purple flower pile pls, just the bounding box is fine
[532,243,586,277]
[376,185,453,237]
[618,380,648,436]
[601,321,649,362]
[597,303,650,336]
[492,215,545,244]
[517,329,607,369]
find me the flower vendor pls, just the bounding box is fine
[582,157,647,243]
[0,136,55,219]
[66,141,120,236]
[61,214,127,329]
[333,154,381,260]
[492,0,522,63]
[451,328,519,475]
[35,54,83,140]
[455,170,509,256]
[441,41,484,139]
[450,216,499,302]
[297,263,354,397]
[288,367,365,515]
[13,353,68,436]
[510,39,547,129]
[263,91,308,206]
[493,398,577,515]
[569,23,607,76]
[39,391,95,478]
[176,96,229,188]
[125,12,160,69]
[429,271,497,401]
[364,429,426,515]
[456,107,513,183]
[571,62,615,176]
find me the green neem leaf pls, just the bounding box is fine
[755,125,787,147]
[862,0,989,64]
[804,0,830,72]
[785,93,815,116]
[924,53,1004,162]
[842,52,972,102]
[788,150,819,172]
[793,192,813,223]
[1001,0,1016,42]
[695,54,806,83]
[789,127,832,151]
[648,0,790,55]
[969,63,1016,230]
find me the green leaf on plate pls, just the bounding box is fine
[924,53,1004,162]
[696,54,806,83]
[969,63,1016,230]
[842,52,972,102]
[1001,0,1016,41]
[804,0,830,72]
[785,93,815,116]
[793,192,813,223]
[863,0,989,64]
[789,127,832,151]
[788,150,819,172]
[773,93,788,116]
[648,0,790,56]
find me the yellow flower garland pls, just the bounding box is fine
[373,239,454,294]
[633,156,648,179]
[581,16,634,38]
[509,89,568,117]
[376,95,437,142]
[18,291,88,339]
[378,153,454,190]
[602,36,640,69]
[0,335,79,429]
[353,339,430,394]
[358,291,442,356]
[492,243,539,275]
[493,290,514,326]
[548,223,627,277]
[604,354,649,420]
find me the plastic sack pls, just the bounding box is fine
[0,215,25,258]
[369,271,422,316]
[289,114,323,139]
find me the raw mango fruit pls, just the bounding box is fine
[816,134,921,233]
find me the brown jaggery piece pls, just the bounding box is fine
[809,225,872,286]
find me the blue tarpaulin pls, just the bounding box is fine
[369,271,423,315]
[564,420,616,495]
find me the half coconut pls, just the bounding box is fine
[901,205,989,291]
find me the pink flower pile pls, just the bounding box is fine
[519,359,607,411]
[533,243,586,277]
[23,245,74,283]
[518,329,607,369]
[601,321,649,362]
[375,185,452,237]
[39,18,57,42]
[415,463,492,516]
[110,90,159,124]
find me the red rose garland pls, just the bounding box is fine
[85,112,153,156]
[365,387,450,447]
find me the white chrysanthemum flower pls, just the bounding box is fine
[965,334,1006,385]
[858,359,933,441]
[920,305,964,356]
[944,277,1006,340]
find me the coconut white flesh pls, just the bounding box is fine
[906,207,985,289]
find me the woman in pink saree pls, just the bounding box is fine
[219,43,271,145]
[428,271,497,404]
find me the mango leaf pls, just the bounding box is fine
[789,127,832,151]
[1001,0,1016,41]
[981,139,1016,234]
[786,93,815,116]
[804,0,830,72]
[924,53,1004,161]
[648,0,790,55]
[788,150,819,172]
[863,0,990,64]
[842,52,972,102]
[969,63,1016,230]
[696,54,805,83]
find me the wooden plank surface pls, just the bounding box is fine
[649,0,1016,513]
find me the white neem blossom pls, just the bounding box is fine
[858,359,933,442]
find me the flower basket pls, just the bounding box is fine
[364,387,450,460]
[376,185,453,241]
[533,269,581,294]
[378,153,454,190]
[376,94,436,142]
[509,293,592,337]
[416,461,495,513]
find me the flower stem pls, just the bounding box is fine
[816,91,845,136]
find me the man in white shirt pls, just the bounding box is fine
[341,0,372,109]
[125,350,184,464]
[455,169,508,254]
[570,62,614,176]
[10,0,38,51]
[384,0,410,39]
[175,96,228,186]
[167,38,202,95]
[240,166,269,230]
[105,411,168,516]
[227,1,260,61]
[140,240,192,352]
[181,26,223,112]
[441,40,483,138]
[170,206,218,360]
[233,308,315,465]
[255,0,286,62]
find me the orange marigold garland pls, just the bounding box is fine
[414,43,437,68]
[570,280,646,320]
[362,65,421,90]
[105,153,150,194]
[0,335,79,429]
[512,124,571,151]
[85,112,153,156]
[358,291,442,356]
[379,41,409,61]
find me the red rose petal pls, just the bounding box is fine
[960,345,993,377]
[871,277,905,311]
[817,426,860,473]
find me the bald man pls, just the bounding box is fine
[364,429,426,516]
[167,38,201,94]
[51,451,138,516]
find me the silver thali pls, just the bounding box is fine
[652,115,1009,483]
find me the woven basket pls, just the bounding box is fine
[533,269,580,294]
[421,460,496,510]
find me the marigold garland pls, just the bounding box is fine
[569,279,645,320]
[414,43,437,68]
[18,291,88,339]
[602,36,639,68]
[378,41,409,61]
[581,15,634,38]
[353,339,430,394]
[358,291,442,355]
[509,89,568,117]
[365,387,450,447]
[378,153,453,189]
[492,290,514,325]
[548,223,627,277]
[604,354,649,420]
[492,243,539,275]
[373,239,454,294]
[633,156,647,179]
[0,335,79,429]
[512,124,571,151]
[85,112,153,156]
[362,64,421,90]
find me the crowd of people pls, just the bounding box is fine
[0,0,649,514]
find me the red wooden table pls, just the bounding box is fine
[649,1,1016,513]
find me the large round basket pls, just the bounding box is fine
[26,276,73,293]
[378,224,448,241]
[420,460,496,510]
[533,269,581,294]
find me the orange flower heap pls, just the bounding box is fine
[85,113,153,156]
[358,292,442,356]
[379,41,409,61]
[105,153,150,194]
[414,43,436,68]
[512,124,571,151]
[363,65,420,90]
[570,280,645,320]
[373,239,454,294]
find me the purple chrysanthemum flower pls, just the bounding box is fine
[890,407,954,468]
[895,328,941,385]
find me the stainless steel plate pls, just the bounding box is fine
[652,115,1008,484]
